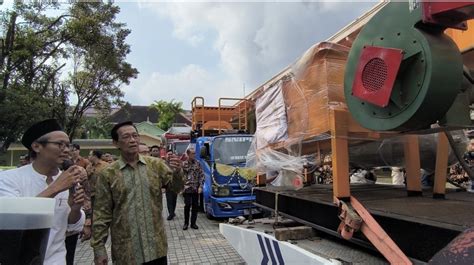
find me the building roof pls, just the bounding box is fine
[136,121,165,136]
[176,112,192,125]
[109,104,159,124]
[166,124,192,135]
[109,104,192,126]
[83,106,120,118]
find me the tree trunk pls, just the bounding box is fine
[0,13,17,103]
[0,136,15,155]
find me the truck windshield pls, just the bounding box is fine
[213,136,253,165]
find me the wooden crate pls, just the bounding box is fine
[283,42,350,142]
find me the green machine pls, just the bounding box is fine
[344,2,474,132]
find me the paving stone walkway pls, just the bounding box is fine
[74,193,245,264]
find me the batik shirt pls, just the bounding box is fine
[86,160,109,198]
[73,156,93,224]
[91,155,183,264]
[183,159,204,193]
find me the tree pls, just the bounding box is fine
[0,2,70,152]
[0,1,137,152]
[151,100,184,131]
[61,2,138,138]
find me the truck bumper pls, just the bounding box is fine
[208,195,258,217]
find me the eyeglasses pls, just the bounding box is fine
[38,141,71,150]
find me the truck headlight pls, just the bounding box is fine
[217,202,233,210]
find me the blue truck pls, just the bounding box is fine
[194,134,258,218]
[190,96,259,218]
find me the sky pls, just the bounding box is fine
[1,1,379,109]
[113,1,378,108]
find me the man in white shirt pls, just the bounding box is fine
[0,119,86,265]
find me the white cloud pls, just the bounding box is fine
[150,2,215,47]
[123,64,246,107]
[130,2,375,105]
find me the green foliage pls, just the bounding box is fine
[0,1,137,151]
[81,116,113,139]
[0,2,68,151]
[0,83,53,150]
[151,100,184,131]
[62,2,138,138]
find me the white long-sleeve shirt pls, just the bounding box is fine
[0,164,85,265]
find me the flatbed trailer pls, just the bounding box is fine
[254,185,474,263]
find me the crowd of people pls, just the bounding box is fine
[448,138,474,191]
[0,119,204,265]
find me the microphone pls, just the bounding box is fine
[61,159,79,194]
[61,159,74,171]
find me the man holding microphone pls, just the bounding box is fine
[0,119,86,264]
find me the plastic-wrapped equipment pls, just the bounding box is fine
[248,40,470,189]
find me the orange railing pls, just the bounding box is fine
[191,97,250,136]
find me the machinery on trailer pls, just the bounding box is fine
[221,1,474,264]
[191,97,259,218]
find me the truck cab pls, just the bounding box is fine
[162,123,192,159]
[191,96,258,218]
[168,140,190,160]
[195,134,256,218]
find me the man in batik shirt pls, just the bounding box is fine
[91,121,184,265]
[182,147,204,230]
[82,150,109,241]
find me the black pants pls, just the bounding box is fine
[183,192,199,225]
[142,256,167,265]
[166,191,178,216]
[65,233,79,265]
[198,192,204,212]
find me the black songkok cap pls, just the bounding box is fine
[21,119,63,150]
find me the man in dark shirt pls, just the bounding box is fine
[182,148,203,230]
